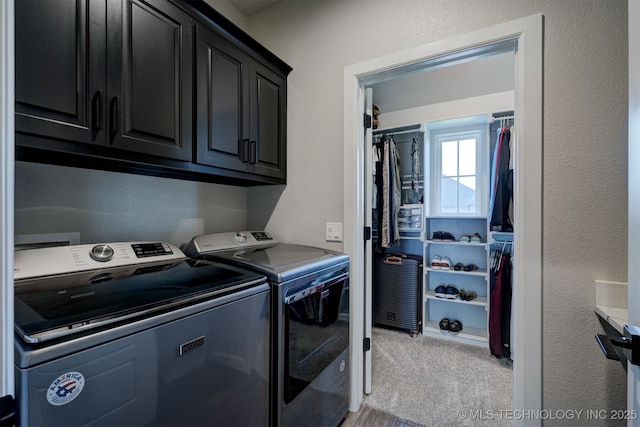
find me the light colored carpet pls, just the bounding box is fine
[364,327,513,427]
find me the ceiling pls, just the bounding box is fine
[369,52,515,114]
[227,0,284,16]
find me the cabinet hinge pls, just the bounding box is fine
[363,337,371,352]
[364,113,372,129]
[364,226,371,241]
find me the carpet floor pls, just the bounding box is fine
[363,326,513,427]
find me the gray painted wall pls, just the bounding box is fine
[13,0,629,422]
[245,0,628,424]
[15,162,247,247]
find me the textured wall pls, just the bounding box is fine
[15,162,247,246]
[246,0,628,424]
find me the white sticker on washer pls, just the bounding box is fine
[46,372,85,406]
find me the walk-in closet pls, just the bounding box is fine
[363,49,516,425]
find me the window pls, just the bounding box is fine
[429,120,488,216]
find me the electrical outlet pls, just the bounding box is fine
[326,222,343,242]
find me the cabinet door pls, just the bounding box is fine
[15,0,107,146]
[107,0,193,161]
[194,25,251,171]
[248,62,287,180]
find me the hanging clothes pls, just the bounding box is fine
[508,125,515,228]
[490,126,513,232]
[408,136,421,204]
[375,135,402,250]
[489,248,512,359]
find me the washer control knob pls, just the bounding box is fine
[90,244,114,262]
[235,232,248,243]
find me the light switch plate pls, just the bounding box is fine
[326,222,343,242]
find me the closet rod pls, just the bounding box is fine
[491,110,514,119]
[490,115,514,122]
[373,124,423,137]
[373,130,423,138]
[491,239,514,246]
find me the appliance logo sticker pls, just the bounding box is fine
[46,371,86,406]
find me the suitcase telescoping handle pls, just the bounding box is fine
[383,255,404,265]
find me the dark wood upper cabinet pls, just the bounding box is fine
[15,0,107,147]
[248,60,286,180]
[195,23,287,181]
[107,0,193,160]
[16,0,193,161]
[15,0,291,185]
[195,25,251,172]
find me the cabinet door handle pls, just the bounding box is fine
[249,140,256,164]
[110,96,120,135]
[240,139,250,163]
[92,90,103,131]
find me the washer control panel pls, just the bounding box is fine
[14,242,185,280]
[182,231,278,256]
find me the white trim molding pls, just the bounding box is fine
[344,14,543,426]
[0,0,15,399]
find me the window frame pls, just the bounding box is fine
[429,122,488,217]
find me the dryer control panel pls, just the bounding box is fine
[182,231,278,256]
[14,242,185,280]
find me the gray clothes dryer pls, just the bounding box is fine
[183,231,351,427]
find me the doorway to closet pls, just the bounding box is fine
[361,49,516,424]
[343,14,542,424]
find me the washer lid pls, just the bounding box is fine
[14,258,265,344]
[206,243,350,283]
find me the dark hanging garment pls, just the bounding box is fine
[489,252,512,358]
[490,127,513,232]
[489,256,504,358]
[501,252,512,359]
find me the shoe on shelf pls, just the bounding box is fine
[430,255,441,270]
[445,285,459,299]
[432,231,443,241]
[439,256,452,270]
[459,289,468,300]
[470,233,483,243]
[434,284,447,298]
[467,291,478,301]
[449,320,463,334]
[459,234,471,243]
[441,231,455,242]
[439,318,451,331]
[453,262,464,271]
[463,263,479,272]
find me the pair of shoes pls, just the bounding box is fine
[432,231,455,242]
[470,232,483,243]
[430,255,452,270]
[434,284,458,299]
[453,262,464,271]
[439,317,463,334]
[459,289,478,301]
[463,263,479,272]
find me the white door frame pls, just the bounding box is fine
[628,0,640,422]
[343,14,543,425]
[0,0,15,401]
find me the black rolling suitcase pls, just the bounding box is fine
[373,253,422,336]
